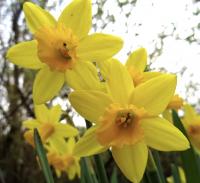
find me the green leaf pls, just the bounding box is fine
[172,110,200,183]
[152,151,166,183]
[94,154,109,183]
[146,151,164,183]
[111,166,118,183]
[34,129,54,183]
[80,158,93,183]
[171,164,181,183]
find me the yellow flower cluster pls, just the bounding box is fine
[6,0,192,182]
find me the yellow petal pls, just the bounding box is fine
[112,142,148,183]
[6,41,44,69]
[141,117,190,151]
[65,61,102,90]
[96,58,115,80]
[142,72,162,82]
[49,136,67,152]
[49,105,62,123]
[69,90,113,123]
[23,119,40,129]
[33,66,64,104]
[130,74,177,115]
[54,123,79,138]
[125,47,147,72]
[58,0,91,39]
[183,104,197,126]
[23,2,56,33]
[77,33,123,62]
[66,138,76,154]
[107,59,134,105]
[73,126,107,157]
[34,104,49,122]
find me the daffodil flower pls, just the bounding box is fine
[182,104,200,153]
[47,138,80,180]
[98,47,161,86]
[7,0,123,104]
[23,104,78,149]
[69,60,189,183]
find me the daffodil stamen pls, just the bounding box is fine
[35,24,79,72]
[116,111,135,128]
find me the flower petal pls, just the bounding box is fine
[130,74,177,115]
[73,126,107,157]
[6,40,44,69]
[58,0,91,39]
[49,105,62,123]
[183,104,197,127]
[34,104,49,122]
[107,59,134,105]
[65,61,103,90]
[77,33,123,61]
[23,119,40,129]
[125,48,147,72]
[23,2,56,33]
[69,90,113,123]
[143,72,162,82]
[141,117,190,151]
[54,123,79,138]
[33,66,64,104]
[96,58,115,80]
[112,142,148,183]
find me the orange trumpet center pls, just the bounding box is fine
[96,103,148,148]
[35,24,79,72]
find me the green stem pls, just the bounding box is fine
[152,151,166,183]
[146,150,163,183]
[171,164,181,183]
[80,158,93,183]
[34,129,54,183]
[94,154,109,183]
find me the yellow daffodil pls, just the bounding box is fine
[23,104,78,149]
[167,167,186,183]
[163,94,184,122]
[7,0,123,104]
[47,138,80,180]
[98,47,161,86]
[69,60,189,183]
[182,104,200,153]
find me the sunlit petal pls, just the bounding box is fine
[130,74,176,115]
[141,117,190,151]
[65,61,103,90]
[23,2,56,33]
[73,126,107,157]
[69,90,113,123]
[33,66,64,104]
[77,33,123,61]
[107,59,134,105]
[58,0,91,39]
[125,48,147,72]
[112,142,148,183]
[6,40,44,69]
